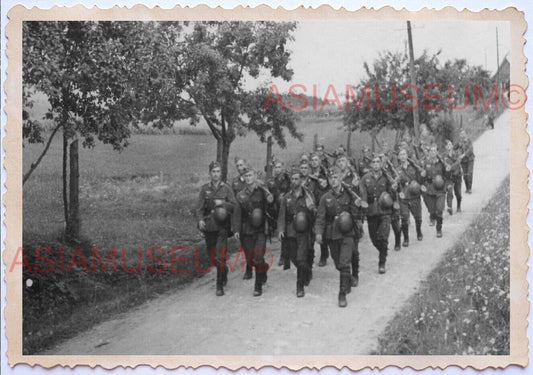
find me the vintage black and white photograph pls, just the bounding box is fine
[8,5,527,367]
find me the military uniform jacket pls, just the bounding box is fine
[196,181,236,232]
[231,175,246,195]
[267,172,291,201]
[360,171,394,216]
[278,187,316,238]
[397,161,422,200]
[315,187,359,240]
[421,157,446,196]
[357,156,372,177]
[455,138,475,161]
[232,183,272,235]
[302,176,318,199]
[442,150,463,179]
[340,168,355,185]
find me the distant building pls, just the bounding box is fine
[493,55,510,100]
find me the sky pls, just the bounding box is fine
[247,20,510,94]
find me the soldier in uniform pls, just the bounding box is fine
[231,157,248,195]
[357,145,372,177]
[196,162,237,296]
[315,166,362,307]
[266,161,291,267]
[396,148,425,246]
[299,159,318,270]
[360,155,397,274]
[336,153,356,185]
[421,144,446,238]
[310,153,327,179]
[380,152,402,251]
[277,167,316,297]
[442,139,463,215]
[315,172,330,267]
[232,167,274,296]
[455,130,475,194]
[315,143,330,170]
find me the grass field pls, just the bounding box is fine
[375,176,510,355]
[21,106,491,354]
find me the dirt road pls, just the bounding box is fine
[44,111,509,355]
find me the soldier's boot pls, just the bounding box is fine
[296,267,305,297]
[378,248,387,274]
[351,274,359,288]
[338,272,350,307]
[351,260,359,287]
[243,264,253,280]
[456,198,462,213]
[253,270,264,296]
[436,217,443,238]
[216,284,225,297]
[278,255,284,267]
[401,224,409,247]
[416,220,423,241]
[338,292,347,308]
[393,228,401,251]
[217,268,228,288]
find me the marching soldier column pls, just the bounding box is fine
[195,129,476,307]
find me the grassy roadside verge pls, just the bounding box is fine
[375,176,510,355]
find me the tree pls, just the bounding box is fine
[178,21,298,180]
[344,49,493,151]
[23,21,187,241]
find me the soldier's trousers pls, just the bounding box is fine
[327,237,357,294]
[367,215,391,265]
[423,193,445,230]
[391,209,401,243]
[446,175,462,209]
[319,242,329,262]
[461,160,474,191]
[205,230,229,287]
[399,197,422,225]
[241,232,268,287]
[286,234,311,288]
[281,237,290,269]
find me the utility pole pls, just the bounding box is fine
[407,20,420,142]
[496,27,500,88]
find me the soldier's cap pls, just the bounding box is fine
[289,165,301,176]
[209,161,221,172]
[317,170,328,180]
[241,165,253,174]
[336,152,348,161]
[310,152,320,160]
[328,166,341,177]
[299,158,310,166]
[234,156,246,165]
[315,143,324,150]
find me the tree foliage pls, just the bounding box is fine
[343,49,494,146]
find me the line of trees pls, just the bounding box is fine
[23,21,299,242]
[343,50,494,153]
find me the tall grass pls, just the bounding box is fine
[376,177,510,355]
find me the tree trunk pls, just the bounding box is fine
[67,139,80,242]
[217,138,232,182]
[346,126,352,157]
[62,127,70,237]
[265,135,273,179]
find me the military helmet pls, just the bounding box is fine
[293,211,309,233]
[250,208,264,228]
[378,192,394,210]
[337,211,353,234]
[408,180,421,195]
[213,205,229,224]
[433,174,445,190]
